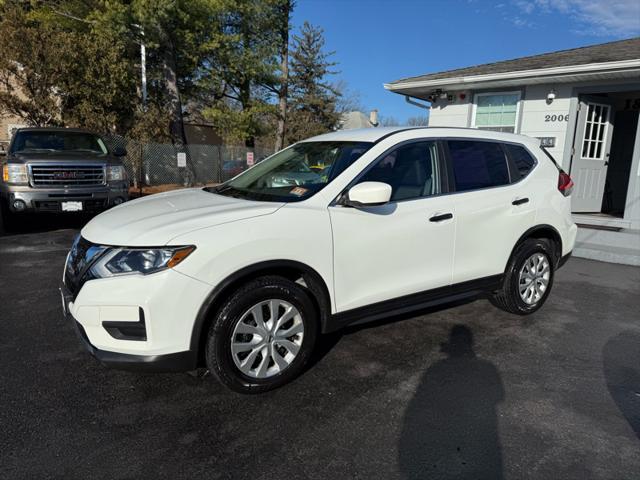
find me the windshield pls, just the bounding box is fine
[10,131,108,154]
[209,141,372,202]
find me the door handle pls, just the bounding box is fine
[512,197,529,206]
[429,213,453,222]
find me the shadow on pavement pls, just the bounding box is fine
[305,298,479,374]
[0,212,92,236]
[603,330,640,439]
[399,325,504,480]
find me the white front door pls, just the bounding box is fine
[329,196,456,312]
[571,96,616,213]
[329,140,455,313]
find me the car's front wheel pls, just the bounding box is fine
[490,238,555,315]
[206,275,318,393]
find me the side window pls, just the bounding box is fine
[503,143,536,179]
[358,141,440,202]
[447,140,509,192]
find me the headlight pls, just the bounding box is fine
[89,245,195,278]
[107,165,126,182]
[2,164,28,184]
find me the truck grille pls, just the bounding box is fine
[30,164,105,187]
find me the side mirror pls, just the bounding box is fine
[112,146,127,157]
[343,181,392,207]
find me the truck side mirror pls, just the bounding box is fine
[112,146,127,157]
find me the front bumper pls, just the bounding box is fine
[60,267,211,372]
[2,183,129,213]
[71,314,198,372]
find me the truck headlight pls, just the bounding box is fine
[89,246,195,278]
[107,165,126,182]
[2,164,28,184]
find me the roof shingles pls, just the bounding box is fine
[389,37,640,85]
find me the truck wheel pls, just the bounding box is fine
[490,238,555,315]
[206,275,318,393]
[0,201,14,234]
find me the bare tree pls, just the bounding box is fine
[406,115,429,126]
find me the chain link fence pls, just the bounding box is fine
[105,136,273,189]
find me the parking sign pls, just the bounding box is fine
[246,151,254,166]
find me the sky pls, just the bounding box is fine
[291,0,640,124]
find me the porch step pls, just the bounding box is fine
[574,227,640,266]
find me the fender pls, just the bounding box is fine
[508,224,563,268]
[189,259,333,362]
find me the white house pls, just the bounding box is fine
[385,37,640,265]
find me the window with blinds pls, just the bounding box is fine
[473,93,521,133]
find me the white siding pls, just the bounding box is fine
[427,96,472,127]
[518,84,574,169]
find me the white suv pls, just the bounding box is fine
[61,127,577,393]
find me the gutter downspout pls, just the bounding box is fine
[405,95,431,110]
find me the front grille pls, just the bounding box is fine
[64,236,107,297]
[30,164,105,187]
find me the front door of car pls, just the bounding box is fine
[329,140,456,313]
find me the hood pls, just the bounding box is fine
[9,151,117,165]
[81,188,284,246]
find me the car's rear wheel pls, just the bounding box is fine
[206,275,318,393]
[490,238,555,315]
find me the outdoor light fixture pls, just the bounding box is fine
[547,89,556,104]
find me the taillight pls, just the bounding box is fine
[558,171,574,197]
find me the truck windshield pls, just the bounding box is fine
[10,131,108,154]
[207,141,373,202]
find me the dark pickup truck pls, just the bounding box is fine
[0,127,129,226]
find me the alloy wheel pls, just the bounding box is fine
[230,299,304,378]
[518,253,551,305]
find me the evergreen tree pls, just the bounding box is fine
[202,0,287,147]
[286,21,341,144]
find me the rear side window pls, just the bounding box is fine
[447,140,509,192]
[504,143,536,179]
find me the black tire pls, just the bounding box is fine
[490,238,555,315]
[0,200,14,235]
[206,275,318,394]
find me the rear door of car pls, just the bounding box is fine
[445,139,537,284]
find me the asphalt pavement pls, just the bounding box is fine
[1,217,639,480]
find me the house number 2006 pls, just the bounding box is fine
[545,114,570,122]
